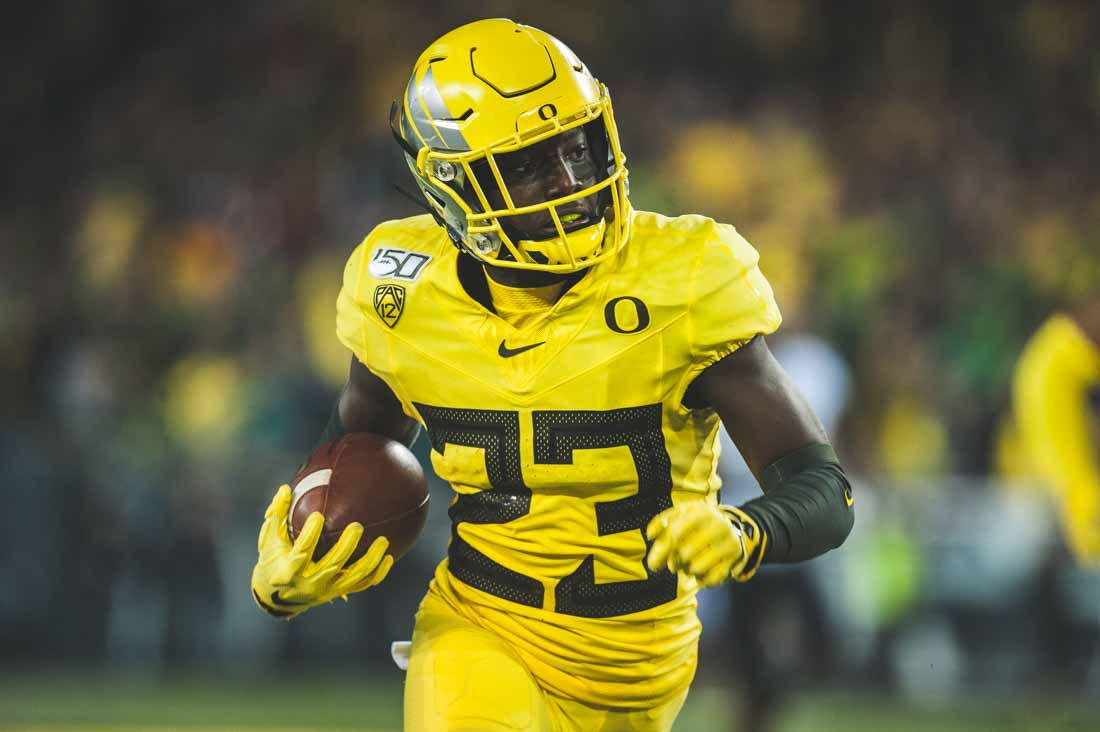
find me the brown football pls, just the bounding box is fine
[287,433,429,563]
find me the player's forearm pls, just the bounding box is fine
[316,396,420,450]
[737,443,854,563]
[314,357,421,451]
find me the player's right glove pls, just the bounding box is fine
[251,484,393,619]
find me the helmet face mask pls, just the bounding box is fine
[470,124,605,247]
[391,19,631,273]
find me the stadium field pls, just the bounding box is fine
[2,673,1098,731]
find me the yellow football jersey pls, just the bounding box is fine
[336,210,781,707]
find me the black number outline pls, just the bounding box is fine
[416,403,677,618]
[415,404,543,608]
[533,405,676,618]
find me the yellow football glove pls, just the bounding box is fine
[251,484,394,619]
[646,502,766,587]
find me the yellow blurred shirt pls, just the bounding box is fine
[1014,313,1100,563]
[336,210,781,706]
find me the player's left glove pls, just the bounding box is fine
[646,502,766,587]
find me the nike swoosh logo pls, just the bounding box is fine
[253,589,301,618]
[269,590,310,608]
[498,339,546,358]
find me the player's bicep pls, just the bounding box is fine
[340,356,420,446]
[690,335,828,481]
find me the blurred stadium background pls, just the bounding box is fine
[3,0,1100,729]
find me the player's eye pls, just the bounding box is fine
[567,145,588,161]
[507,160,537,180]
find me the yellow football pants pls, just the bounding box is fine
[403,590,688,732]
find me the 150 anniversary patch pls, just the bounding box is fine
[373,284,405,328]
[368,247,432,281]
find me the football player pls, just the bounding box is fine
[1014,292,1100,564]
[251,19,854,731]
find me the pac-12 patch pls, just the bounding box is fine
[373,284,405,328]
[368,247,432,281]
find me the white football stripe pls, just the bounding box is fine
[290,468,332,518]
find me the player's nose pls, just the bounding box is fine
[544,154,583,198]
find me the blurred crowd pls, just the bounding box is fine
[3,0,1099,702]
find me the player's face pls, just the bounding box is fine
[488,128,601,242]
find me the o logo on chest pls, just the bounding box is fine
[604,296,650,334]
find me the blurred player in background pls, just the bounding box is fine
[250,19,853,731]
[1014,292,1100,564]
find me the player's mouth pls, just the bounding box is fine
[538,207,597,237]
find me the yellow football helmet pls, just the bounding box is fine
[391,18,631,273]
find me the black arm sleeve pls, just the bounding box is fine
[738,443,854,563]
